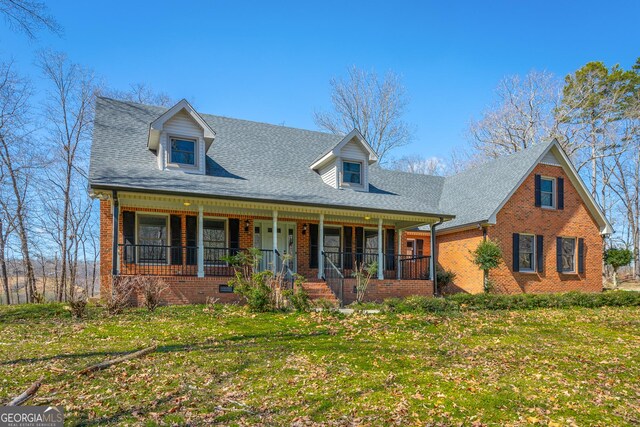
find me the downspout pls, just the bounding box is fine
[430,217,445,296]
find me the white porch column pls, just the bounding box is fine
[272,210,278,272]
[197,205,204,278]
[397,228,402,279]
[377,218,383,279]
[318,213,324,279]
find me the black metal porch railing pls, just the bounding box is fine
[118,245,280,277]
[119,244,199,276]
[321,252,431,280]
[322,251,344,306]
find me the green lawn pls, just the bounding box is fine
[0,304,639,426]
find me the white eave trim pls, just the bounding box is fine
[487,139,614,235]
[309,128,378,170]
[147,99,216,151]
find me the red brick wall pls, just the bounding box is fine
[342,279,434,304]
[131,276,244,305]
[488,163,604,294]
[436,228,485,294]
[99,199,113,296]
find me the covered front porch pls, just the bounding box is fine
[107,191,443,304]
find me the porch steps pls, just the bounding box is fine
[300,282,340,306]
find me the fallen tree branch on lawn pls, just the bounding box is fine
[78,345,157,375]
[7,377,43,406]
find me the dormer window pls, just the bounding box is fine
[343,161,362,185]
[170,137,196,166]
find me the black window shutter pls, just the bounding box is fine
[536,235,544,272]
[170,215,182,265]
[578,238,584,274]
[343,226,353,269]
[186,216,197,266]
[229,219,240,254]
[416,239,424,256]
[355,227,364,264]
[534,174,542,207]
[309,223,318,268]
[385,229,395,270]
[557,177,564,210]
[122,211,136,264]
[556,237,563,272]
[512,233,520,272]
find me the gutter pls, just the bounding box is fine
[90,184,456,221]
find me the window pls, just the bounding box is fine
[324,228,341,266]
[170,137,196,166]
[342,161,362,185]
[541,177,555,208]
[203,219,226,264]
[518,234,535,272]
[364,230,379,265]
[137,215,168,263]
[561,237,576,273]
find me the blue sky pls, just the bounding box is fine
[0,0,638,160]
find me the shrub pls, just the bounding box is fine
[287,286,311,312]
[471,239,503,293]
[103,276,135,315]
[136,277,169,312]
[352,261,378,304]
[67,290,88,319]
[225,248,305,312]
[383,290,640,314]
[436,266,456,292]
[604,247,633,288]
[383,295,459,313]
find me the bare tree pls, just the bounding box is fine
[0,60,38,302]
[468,71,566,159]
[314,66,412,163]
[38,50,99,301]
[103,83,174,107]
[390,154,447,176]
[0,0,61,39]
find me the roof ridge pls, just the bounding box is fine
[97,96,342,140]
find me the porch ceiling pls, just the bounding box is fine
[108,190,449,229]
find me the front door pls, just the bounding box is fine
[257,221,296,272]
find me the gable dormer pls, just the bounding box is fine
[310,129,378,191]
[147,99,215,175]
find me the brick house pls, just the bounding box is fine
[89,98,611,305]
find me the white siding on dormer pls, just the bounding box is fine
[319,160,338,189]
[339,139,369,191]
[164,110,204,137]
[160,109,206,174]
[540,150,561,167]
[341,140,369,161]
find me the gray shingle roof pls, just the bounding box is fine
[435,141,553,230]
[89,98,560,227]
[89,98,450,218]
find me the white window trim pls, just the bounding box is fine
[340,159,364,189]
[540,176,556,210]
[202,216,228,267]
[518,233,536,273]
[560,236,577,274]
[167,135,199,169]
[135,212,170,265]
